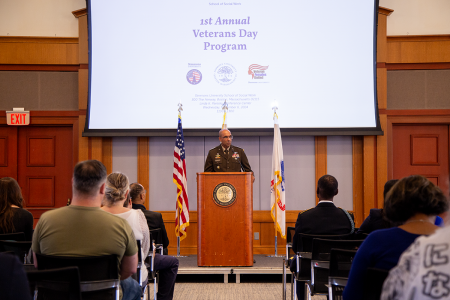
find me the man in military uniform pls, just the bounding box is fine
[204,129,254,181]
[291,174,355,300]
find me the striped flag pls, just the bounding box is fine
[173,114,190,240]
[270,112,286,239]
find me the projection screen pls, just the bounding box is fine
[84,0,382,136]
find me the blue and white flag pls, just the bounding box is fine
[270,112,286,239]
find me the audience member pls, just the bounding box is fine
[130,182,170,255]
[381,224,450,300]
[356,179,398,234]
[129,182,179,300]
[0,252,31,300]
[291,174,355,300]
[0,177,33,240]
[343,175,448,300]
[101,172,150,286]
[31,160,141,300]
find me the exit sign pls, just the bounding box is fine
[6,111,30,125]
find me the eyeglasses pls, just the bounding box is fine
[222,135,233,139]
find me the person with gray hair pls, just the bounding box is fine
[32,160,141,300]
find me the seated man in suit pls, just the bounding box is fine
[129,182,178,300]
[291,174,355,300]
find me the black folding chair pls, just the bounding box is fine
[309,239,363,297]
[0,240,32,264]
[27,266,82,300]
[133,240,150,300]
[328,249,358,300]
[35,253,120,300]
[362,268,389,300]
[145,240,159,300]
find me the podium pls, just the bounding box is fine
[197,172,253,266]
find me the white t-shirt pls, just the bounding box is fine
[115,209,150,281]
[381,225,450,300]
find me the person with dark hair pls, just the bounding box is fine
[356,179,399,234]
[0,177,33,240]
[130,182,170,255]
[343,175,449,300]
[32,160,141,300]
[291,174,355,300]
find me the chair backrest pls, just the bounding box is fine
[0,240,32,263]
[149,228,161,249]
[27,266,82,300]
[312,239,364,261]
[0,232,26,241]
[362,268,389,300]
[35,253,118,281]
[298,233,353,253]
[329,248,358,278]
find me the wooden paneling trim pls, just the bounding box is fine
[0,111,81,117]
[0,37,78,44]
[387,115,450,179]
[72,8,87,18]
[379,109,450,116]
[0,64,80,71]
[377,68,387,110]
[138,137,150,208]
[352,137,364,227]
[378,6,394,16]
[377,13,387,63]
[387,39,450,64]
[387,35,450,42]
[386,63,450,70]
[315,136,327,205]
[377,63,386,68]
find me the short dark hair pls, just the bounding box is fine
[384,175,449,223]
[317,175,338,200]
[129,183,144,202]
[73,160,107,196]
[383,179,399,199]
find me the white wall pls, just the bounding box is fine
[0,0,85,37]
[1,0,449,37]
[380,0,450,35]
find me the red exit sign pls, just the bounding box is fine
[6,111,30,125]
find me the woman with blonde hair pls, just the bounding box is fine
[101,172,150,286]
[0,177,33,240]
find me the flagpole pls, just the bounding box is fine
[175,103,188,258]
[268,106,284,257]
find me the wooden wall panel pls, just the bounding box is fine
[377,68,387,110]
[90,137,103,161]
[377,115,388,208]
[78,116,89,162]
[363,136,377,218]
[387,36,450,64]
[315,136,327,205]
[0,37,79,65]
[138,137,150,208]
[352,137,364,227]
[102,138,112,174]
[78,69,88,110]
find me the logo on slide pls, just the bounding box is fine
[186,69,202,85]
[214,63,237,85]
[248,64,269,79]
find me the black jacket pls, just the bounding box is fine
[292,202,354,253]
[132,203,170,255]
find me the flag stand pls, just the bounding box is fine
[175,204,188,257]
[267,182,284,257]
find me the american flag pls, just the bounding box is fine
[193,71,200,82]
[173,114,190,240]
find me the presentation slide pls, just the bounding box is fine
[87,0,378,132]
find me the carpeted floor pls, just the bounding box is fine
[147,282,328,300]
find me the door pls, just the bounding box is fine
[0,125,74,225]
[392,124,449,197]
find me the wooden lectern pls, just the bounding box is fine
[197,172,253,266]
